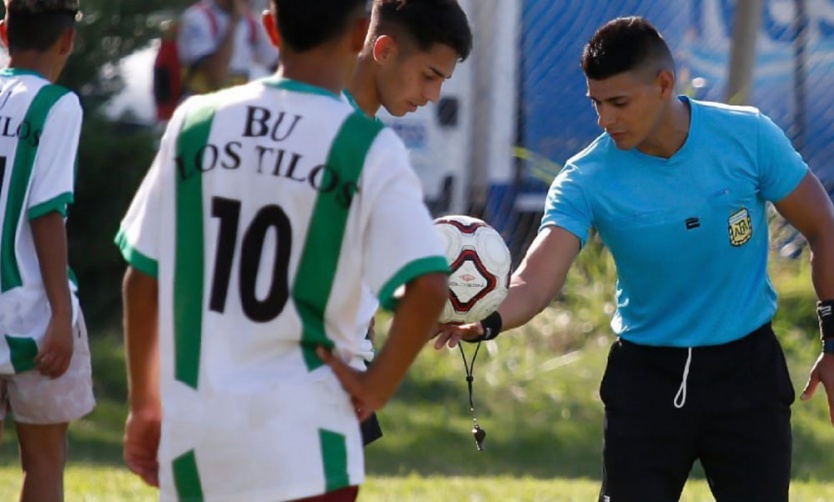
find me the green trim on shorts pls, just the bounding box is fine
[291,112,384,372]
[319,429,350,493]
[378,256,450,311]
[172,449,204,501]
[5,335,37,373]
[174,97,216,390]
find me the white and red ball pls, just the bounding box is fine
[434,215,512,324]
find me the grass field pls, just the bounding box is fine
[0,242,831,500]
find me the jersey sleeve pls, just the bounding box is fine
[360,129,449,310]
[114,104,187,277]
[115,153,164,278]
[756,112,808,202]
[539,162,593,247]
[177,7,217,67]
[27,93,81,219]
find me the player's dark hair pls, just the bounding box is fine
[271,0,367,53]
[5,11,76,52]
[581,16,674,81]
[373,0,473,61]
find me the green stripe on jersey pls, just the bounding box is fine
[174,98,216,390]
[1,84,71,292]
[292,113,384,371]
[172,449,204,501]
[319,429,350,492]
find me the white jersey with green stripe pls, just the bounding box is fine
[0,69,81,375]
[117,77,448,501]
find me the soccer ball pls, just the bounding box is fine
[434,215,512,324]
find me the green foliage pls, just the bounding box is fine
[365,237,834,484]
[67,116,158,328]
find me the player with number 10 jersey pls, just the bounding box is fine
[116,74,448,500]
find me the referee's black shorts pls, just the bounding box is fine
[598,322,794,502]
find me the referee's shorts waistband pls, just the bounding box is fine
[617,321,773,353]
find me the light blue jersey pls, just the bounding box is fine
[542,97,808,347]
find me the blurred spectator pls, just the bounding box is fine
[177,0,278,95]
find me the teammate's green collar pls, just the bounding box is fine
[261,76,341,100]
[343,89,361,110]
[343,89,381,122]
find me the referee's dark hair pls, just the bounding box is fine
[271,0,368,53]
[372,0,473,61]
[5,11,76,53]
[581,16,675,81]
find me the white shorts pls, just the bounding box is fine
[157,369,364,502]
[0,313,95,424]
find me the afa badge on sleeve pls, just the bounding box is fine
[728,207,752,246]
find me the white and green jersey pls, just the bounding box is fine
[342,89,381,369]
[117,77,448,502]
[0,69,81,375]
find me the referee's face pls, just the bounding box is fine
[587,70,666,151]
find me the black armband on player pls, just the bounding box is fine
[819,299,834,343]
[466,311,503,343]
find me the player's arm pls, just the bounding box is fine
[31,212,73,378]
[500,226,581,330]
[27,96,81,379]
[776,172,834,425]
[320,272,447,420]
[774,172,834,300]
[435,225,581,349]
[122,266,162,487]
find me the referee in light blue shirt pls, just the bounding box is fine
[434,16,834,502]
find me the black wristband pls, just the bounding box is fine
[818,299,834,341]
[466,311,503,344]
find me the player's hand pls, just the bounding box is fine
[801,352,834,426]
[35,313,73,378]
[124,407,162,488]
[317,346,382,422]
[433,322,483,350]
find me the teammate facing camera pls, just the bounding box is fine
[346,0,472,118]
[343,0,473,448]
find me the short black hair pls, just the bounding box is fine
[373,0,473,61]
[6,11,76,52]
[581,16,674,81]
[272,0,367,53]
